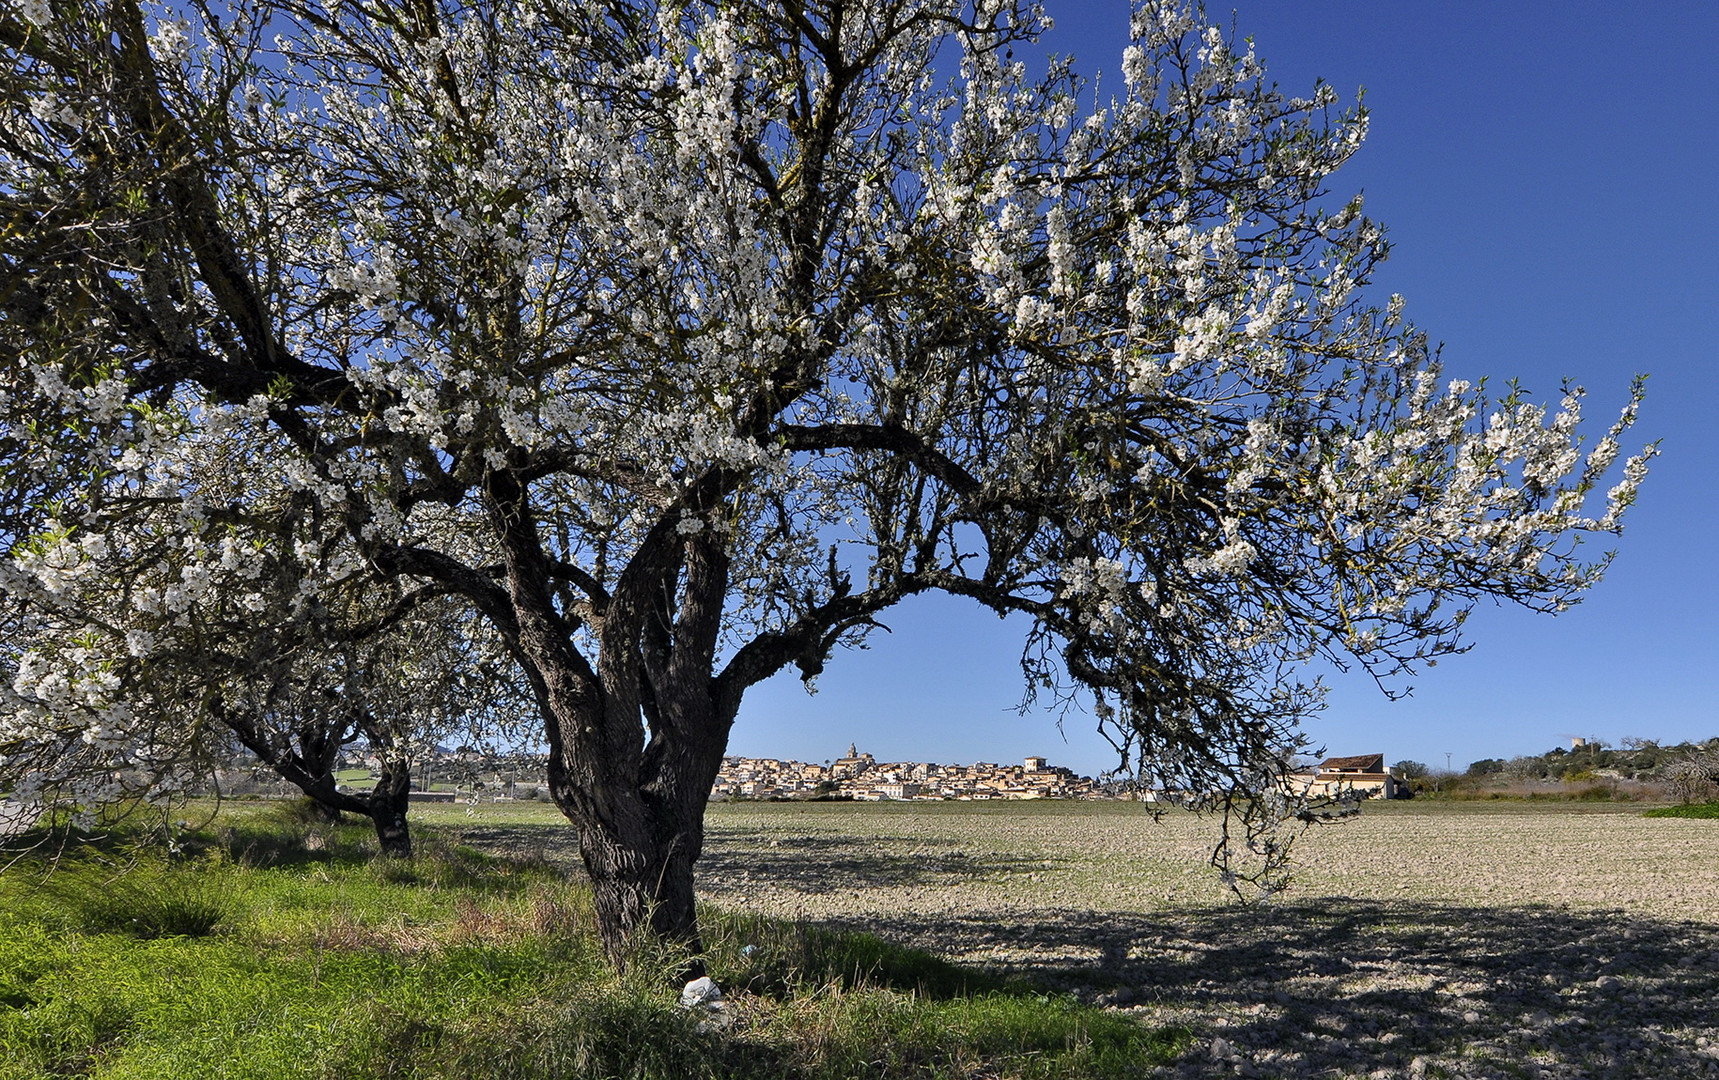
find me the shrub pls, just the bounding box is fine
[1663,753,1719,805]
[1645,802,1719,819]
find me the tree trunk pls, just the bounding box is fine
[569,617,732,969]
[573,790,709,973]
[486,470,734,976]
[302,794,346,824]
[369,802,413,858]
[223,713,416,859]
[366,758,414,858]
[544,686,730,975]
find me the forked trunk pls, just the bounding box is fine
[489,470,735,975]
[255,745,415,859]
[539,675,730,974]
[219,707,416,859]
[551,744,724,973]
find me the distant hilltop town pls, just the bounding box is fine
[711,744,1103,801]
[711,747,1413,803]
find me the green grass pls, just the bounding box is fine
[0,809,1186,1079]
[1644,802,1719,819]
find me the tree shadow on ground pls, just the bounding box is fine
[459,820,1055,891]
[697,826,1043,889]
[458,821,1048,890]
[3,815,377,873]
[817,899,1719,1078]
[449,823,1719,1076]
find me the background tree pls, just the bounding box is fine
[1,0,1650,968]
[199,587,528,857]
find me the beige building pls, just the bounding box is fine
[1286,753,1405,800]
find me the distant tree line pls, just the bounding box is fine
[1463,737,1716,783]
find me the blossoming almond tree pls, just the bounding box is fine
[1,0,1650,966]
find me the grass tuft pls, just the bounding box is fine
[704,910,1008,1001]
[41,857,235,939]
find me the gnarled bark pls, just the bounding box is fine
[547,706,729,970]
[365,759,415,859]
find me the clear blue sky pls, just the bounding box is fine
[732,1,1719,777]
